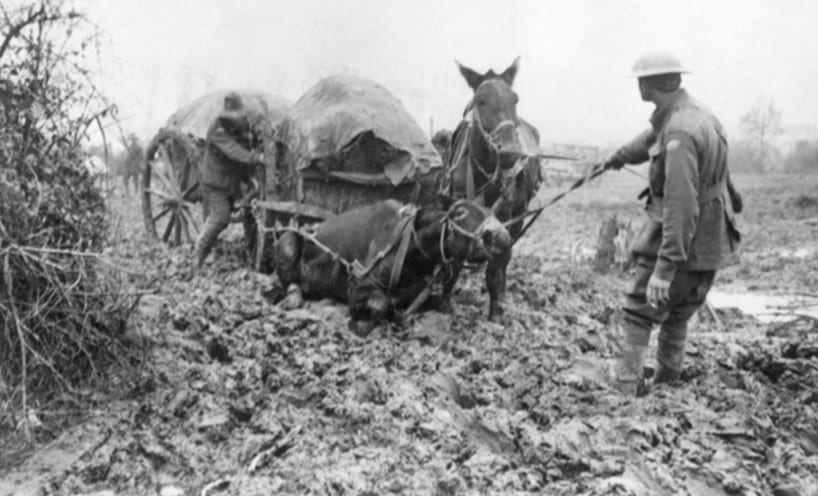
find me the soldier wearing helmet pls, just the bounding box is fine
[194,92,265,268]
[602,51,743,395]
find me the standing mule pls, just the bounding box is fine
[441,57,543,322]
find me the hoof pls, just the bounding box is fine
[279,285,304,310]
[428,296,453,314]
[348,319,377,338]
[487,305,505,324]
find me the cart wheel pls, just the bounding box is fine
[142,159,203,246]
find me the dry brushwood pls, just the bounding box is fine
[0,0,137,440]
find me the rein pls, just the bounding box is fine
[505,161,609,245]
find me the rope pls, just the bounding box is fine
[509,162,609,245]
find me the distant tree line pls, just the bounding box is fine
[729,97,817,174]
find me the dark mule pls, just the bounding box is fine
[441,57,543,321]
[273,196,511,330]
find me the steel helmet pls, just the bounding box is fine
[629,50,690,78]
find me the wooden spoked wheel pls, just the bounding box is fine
[141,145,203,246]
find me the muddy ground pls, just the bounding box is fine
[1,171,817,496]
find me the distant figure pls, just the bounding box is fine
[602,50,743,396]
[121,134,144,196]
[194,92,265,268]
[431,129,453,162]
[82,155,109,189]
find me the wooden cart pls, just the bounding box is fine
[251,75,443,272]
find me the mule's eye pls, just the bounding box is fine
[476,97,486,107]
[453,207,469,220]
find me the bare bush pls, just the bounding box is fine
[739,97,783,172]
[0,0,137,441]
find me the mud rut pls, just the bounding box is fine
[2,175,818,496]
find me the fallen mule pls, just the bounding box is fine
[273,196,510,331]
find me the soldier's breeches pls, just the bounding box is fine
[619,256,715,383]
[195,187,232,266]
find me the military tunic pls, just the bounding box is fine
[613,89,742,383]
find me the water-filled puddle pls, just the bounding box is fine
[708,290,818,323]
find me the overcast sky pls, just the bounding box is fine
[77,0,818,149]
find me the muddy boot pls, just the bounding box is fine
[614,343,647,396]
[654,336,685,384]
[655,319,688,384]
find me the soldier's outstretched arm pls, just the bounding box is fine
[208,124,260,166]
[604,128,655,170]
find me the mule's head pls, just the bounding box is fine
[457,57,522,169]
[438,194,511,263]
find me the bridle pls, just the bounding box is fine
[471,101,519,157]
[438,199,497,264]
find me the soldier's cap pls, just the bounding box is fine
[221,91,247,120]
[629,50,690,78]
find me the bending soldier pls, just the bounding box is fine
[602,51,742,395]
[194,92,265,268]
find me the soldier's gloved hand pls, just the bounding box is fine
[602,153,625,171]
[254,151,265,165]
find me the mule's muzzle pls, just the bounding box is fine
[474,216,511,260]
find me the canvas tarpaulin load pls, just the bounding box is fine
[164,89,291,140]
[275,75,442,187]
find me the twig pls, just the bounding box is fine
[200,479,230,496]
[703,302,724,331]
[4,252,29,440]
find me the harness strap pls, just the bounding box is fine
[352,206,417,282]
[389,220,414,291]
[466,155,476,200]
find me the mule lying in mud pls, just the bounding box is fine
[273,196,510,329]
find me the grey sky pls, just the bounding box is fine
[79,0,818,149]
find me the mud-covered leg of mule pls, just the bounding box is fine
[273,231,300,283]
[194,186,232,267]
[431,263,462,314]
[486,248,511,322]
[347,284,387,337]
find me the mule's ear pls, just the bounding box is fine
[499,56,521,86]
[437,192,456,210]
[456,60,484,91]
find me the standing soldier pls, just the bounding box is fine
[602,51,742,395]
[194,92,265,268]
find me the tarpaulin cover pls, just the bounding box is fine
[164,89,291,139]
[275,75,442,186]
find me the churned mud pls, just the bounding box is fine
[2,172,817,495]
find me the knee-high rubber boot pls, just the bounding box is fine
[615,342,647,396]
[654,319,687,384]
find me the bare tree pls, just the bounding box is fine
[740,97,783,172]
